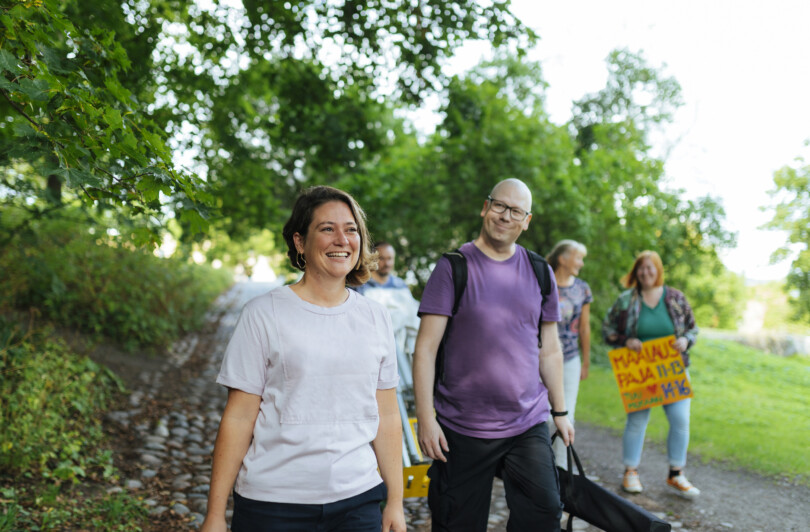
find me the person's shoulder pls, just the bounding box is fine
[242,285,284,311]
[457,241,477,257]
[235,286,288,328]
[389,275,408,288]
[352,289,387,312]
[665,286,688,300]
[613,287,636,306]
[575,277,592,290]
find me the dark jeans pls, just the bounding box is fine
[428,422,562,532]
[231,483,386,532]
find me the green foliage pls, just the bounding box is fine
[135,0,535,240]
[566,51,737,325]
[0,318,122,480]
[764,153,810,323]
[686,265,746,329]
[750,281,810,333]
[349,50,739,331]
[578,339,810,484]
[668,237,746,330]
[0,0,210,245]
[0,212,232,349]
[1,0,745,349]
[346,55,580,294]
[0,483,147,531]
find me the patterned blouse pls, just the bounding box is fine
[557,278,593,362]
[602,286,699,367]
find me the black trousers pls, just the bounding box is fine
[428,422,562,532]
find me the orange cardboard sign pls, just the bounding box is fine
[608,335,693,413]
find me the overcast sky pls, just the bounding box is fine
[436,0,810,281]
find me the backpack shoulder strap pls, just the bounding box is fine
[527,249,551,296]
[442,249,467,315]
[435,249,466,386]
[527,249,552,347]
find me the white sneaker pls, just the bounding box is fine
[622,470,643,494]
[667,474,700,499]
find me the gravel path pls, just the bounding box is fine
[103,281,810,531]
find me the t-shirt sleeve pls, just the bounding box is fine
[583,279,594,305]
[417,256,455,317]
[216,301,269,396]
[542,263,562,322]
[376,307,399,390]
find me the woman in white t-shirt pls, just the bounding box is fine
[201,186,406,532]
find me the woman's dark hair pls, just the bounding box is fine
[281,186,376,286]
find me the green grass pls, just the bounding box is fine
[578,339,810,485]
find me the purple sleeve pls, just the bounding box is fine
[417,256,455,317]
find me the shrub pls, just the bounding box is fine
[0,319,150,530]
[0,214,232,349]
[0,317,122,480]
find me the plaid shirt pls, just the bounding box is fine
[602,286,698,367]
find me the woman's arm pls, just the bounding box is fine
[201,389,262,532]
[579,303,591,380]
[539,321,574,445]
[681,294,699,349]
[666,288,699,350]
[372,388,406,532]
[601,298,625,347]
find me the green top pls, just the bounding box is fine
[637,287,676,342]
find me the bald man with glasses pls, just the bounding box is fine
[413,178,573,531]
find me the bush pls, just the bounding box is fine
[0,215,233,349]
[0,316,149,529]
[0,318,122,480]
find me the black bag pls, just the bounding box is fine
[556,439,671,532]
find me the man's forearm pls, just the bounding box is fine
[539,322,566,411]
[413,347,436,419]
[412,315,448,420]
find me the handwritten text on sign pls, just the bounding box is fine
[608,335,693,413]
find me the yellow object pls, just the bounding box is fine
[608,335,693,413]
[403,464,431,498]
[408,417,424,462]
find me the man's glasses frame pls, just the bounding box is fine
[486,195,530,221]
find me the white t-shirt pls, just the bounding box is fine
[217,285,399,504]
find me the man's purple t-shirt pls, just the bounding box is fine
[418,242,561,438]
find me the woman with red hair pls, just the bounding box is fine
[602,251,700,500]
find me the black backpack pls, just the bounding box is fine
[435,248,552,385]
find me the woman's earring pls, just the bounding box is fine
[296,252,306,270]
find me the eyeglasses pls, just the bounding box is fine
[487,196,530,221]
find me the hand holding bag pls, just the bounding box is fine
[554,436,671,532]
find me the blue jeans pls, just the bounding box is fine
[231,483,385,532]
[622,398,691,469]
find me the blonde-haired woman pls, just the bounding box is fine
[602,250,700,500]
[546,240,592,468]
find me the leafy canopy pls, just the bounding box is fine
[765,150,810,322]
[0,0,210,246]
